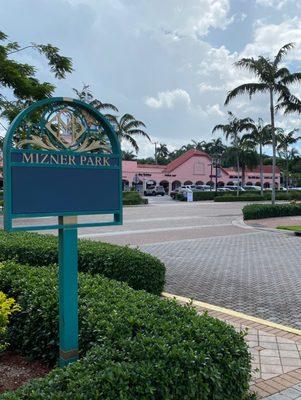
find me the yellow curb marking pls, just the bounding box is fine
[163,292,301,336]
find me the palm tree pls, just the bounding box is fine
[224,138,259,186]
[156,143,169,164]
[191,140,207,151]
[241,118,272,195]
[73,84,118,115]
[205,138,226,157]
[277,129,300,188]
[110,114,151,153]
[225,43,301,204]
[122,150,137,161]
[212,111,254,196]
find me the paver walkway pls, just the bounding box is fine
[142,229,301,328]
[166,294,301,399]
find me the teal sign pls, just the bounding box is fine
[3,97,122,366]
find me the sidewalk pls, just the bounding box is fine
[246,216,301,231]
[164,293,301,399]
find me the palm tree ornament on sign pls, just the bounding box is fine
[212,111,253,196]
[225,43,301,204]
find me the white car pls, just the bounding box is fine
[195,185,212,192]
[181,185,196,191]
[243,185,261,191]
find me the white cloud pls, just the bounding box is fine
[145,89,191,109]
[255,0,294,10]
[206,104,225,116]
[242,18,301,60]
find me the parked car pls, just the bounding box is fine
[181,185,196,191]
[224,185,245,192]
[243,185,261,191]
[217,187,232,192]
[195,185,212,192]
[144,185,165,196]
[170,188,180,199]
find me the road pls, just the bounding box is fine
[1,196,301,328]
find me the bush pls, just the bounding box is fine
[214,195,264,202]
[0,231,165,295]
[0,290,20,352]
[243,203,301,220]
[0,262,252,399]
[123,191,148,205]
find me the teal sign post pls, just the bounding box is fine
[3,97,122,366]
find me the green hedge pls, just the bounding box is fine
[243,203,301,220]
[0,262,252,399]
[0,231,165,295]
[215,191,301,203]
[214,195,264,202]
[175,190,301,203]
[123,191,148,205]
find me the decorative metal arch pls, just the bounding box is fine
[3,97,122,231]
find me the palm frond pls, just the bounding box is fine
[225,83,268,105]
[123,119,146,130]
[275,67,290,79]
[127,129,151,141]
[121,133,139,153]
[90,99,119,112]
[274,43,295,67]
[280,72,301,86]
[212,124,229,134]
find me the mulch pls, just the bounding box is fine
[0,351,50,394]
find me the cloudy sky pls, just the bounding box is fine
[1,0,301,157]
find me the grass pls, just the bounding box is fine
[277,225,301,232]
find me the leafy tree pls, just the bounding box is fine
[205,138,226,157]
[73,84,118,115]
[122,150,137,161]
[242,118,272,194]
[225,43,301,203]
[110,114,150,153]
[277,128,300,188]
[212,111,254,195]
[191,139,207,151]
[0,30,73,123]
[156,143,169,164]
[137,156,156,164]
[224,138,259,186]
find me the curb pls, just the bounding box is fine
[162,292,301,336]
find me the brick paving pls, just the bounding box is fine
[166,294,301,399]
[142,229,301,329]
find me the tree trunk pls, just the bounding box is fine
[236,153,240,197]
[241,164,246,186]
[286,156,289,189]
[269,89,276,204]
[259,143,264,196]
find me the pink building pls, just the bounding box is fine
[0,149,281,191]
[122,149,281,192]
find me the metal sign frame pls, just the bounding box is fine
[3,97,122,367]
[3,97,122,231]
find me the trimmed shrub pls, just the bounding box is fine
[0,231,165,295]
[214,195,264,202]
[123,191,148,205]
[0,262,252,399]
[243,203,301,220]
[193,191,217,201]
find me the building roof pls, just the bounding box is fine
[224,165,280,175]
[137,163,164,169]
[248,165,280,174]
[164,149,211,173]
